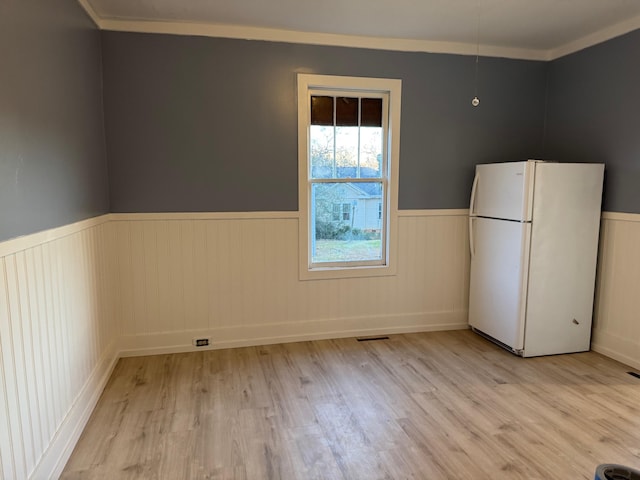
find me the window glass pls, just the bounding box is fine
[335,126,359,178]
[310,125,335,179]
[359,127,383,178]
[311,182,384,264]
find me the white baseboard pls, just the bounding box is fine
[119,312,469,357]
[32,340,119,480]
[591,341,640,371]
[591,329,640,371]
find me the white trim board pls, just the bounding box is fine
[398,209,469,217]
[548,14,640,60]
[81,7,640,61]
[0,214,110,258]
[601,211,640,222]
[118,312,470,357]
[110,211,300,221]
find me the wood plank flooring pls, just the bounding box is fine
[61,330,640,479]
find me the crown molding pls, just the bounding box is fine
[547,13,640,60]
[77,0,101,28]
[78,2,639,61]
[95,18,549,60]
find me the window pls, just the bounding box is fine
[298,74,402,280]
[331,203,353,222]
[332,203,341,221]
[342,203,351,221]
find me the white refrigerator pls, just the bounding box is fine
[468,160,604,357]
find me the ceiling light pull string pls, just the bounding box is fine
[472,0,480,107]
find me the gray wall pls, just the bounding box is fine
[0,0,109,242]
[545,29,640,213]
[2,11,635,239]
[101,32,548,212]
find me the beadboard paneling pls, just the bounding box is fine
[2,208,638,479]
[0,217,117,480]
[592,213,640,370]
[112,212,471,355]
[3,208,639,479]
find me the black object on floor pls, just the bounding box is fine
[595,464,640,480]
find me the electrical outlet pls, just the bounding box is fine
[192,337,210,347]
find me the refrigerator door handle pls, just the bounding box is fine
[469,216,475,259]
[469,172,480,216]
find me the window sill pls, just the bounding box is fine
[299,262,397,281]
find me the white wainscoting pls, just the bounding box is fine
[0,216,118,480]
[0,209,471,479]
[111,210,471,356]
[8,207,637,479]
[592,212,640,370]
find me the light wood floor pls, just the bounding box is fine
[62,330,640,479]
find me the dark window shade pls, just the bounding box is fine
[311,96,334,125]
[361,98,382,127]
[336,97,358,126]
[311,96,382,127]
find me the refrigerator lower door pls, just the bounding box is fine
[469,217,531,352]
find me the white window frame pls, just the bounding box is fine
[298,74,401,280]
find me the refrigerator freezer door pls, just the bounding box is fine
[523,162,604,357]
[471,161,536,221]
[469,217,531,351]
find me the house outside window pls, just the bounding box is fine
[298,74,402,280]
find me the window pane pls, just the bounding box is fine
[335,126,358,178]
[310,125,334,179]
[311,96,334,125]
[361,98,382,127]
[359,127,383,178]
[311,182,383,264]
[336,97,358,126]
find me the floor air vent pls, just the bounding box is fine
[356,336,390,342]
[627,371,640,380]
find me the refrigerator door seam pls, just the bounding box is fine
[474,216,532,224]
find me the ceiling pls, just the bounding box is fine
[80,0,640,60]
